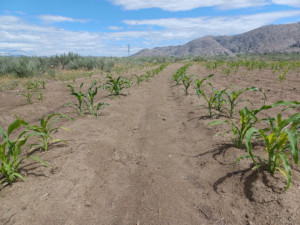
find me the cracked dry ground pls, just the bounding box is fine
[1,63,300,225]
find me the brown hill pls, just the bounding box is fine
[133,22,300,56]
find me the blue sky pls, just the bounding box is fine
[0,0,299,56]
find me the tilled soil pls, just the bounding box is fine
[0,63,299,225]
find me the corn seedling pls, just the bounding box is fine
[37,92,44,101]
[181,74,194,95]
[151,64,167,76]
[102,74,130,96]
[0,117,49,184]
[66,83,86,115]
[84,81,109,117]
[222,67,231,76]
[26,80,39,91]
[144,71,152,82]
[212,87,228,113]
[236,101,300,190]
[134,74,143,85]
[209,107,260,148]
[194,74,214,95]
[40,80,46,89]
[17,91,36,104]
[173,63,192,85]
[225,87,267,118]
[196,82,219,118]
[279,67,290,82]
[26,113,73,152]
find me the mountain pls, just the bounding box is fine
[133,22,300,57]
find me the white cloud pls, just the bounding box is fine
[123,10,300,39]
[109,0,267,11]
[272,0,300,7]
[0,10,299,56]
[108,26,123,30]
[0,15,123,56]
[38,15,89,23]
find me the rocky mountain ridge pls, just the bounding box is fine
[133,22,300,56]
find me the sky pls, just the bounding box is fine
[0,0,299,56]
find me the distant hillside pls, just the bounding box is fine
[133,22,300,57]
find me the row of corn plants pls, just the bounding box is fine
[1,63,169,187]
[66,64,168,114]
[210,101,299,190]
[209,87,299,190]
[201,60,299,81]
[173,67,299,190]
[17,80,47,104]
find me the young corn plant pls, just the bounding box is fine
[197,83,219,118]
[181,74,194,95]
[37,92,44,101]
[236,101,300,190]
[194,74,214,95]
[225,87,267,118]
[173,63,192,85]
[133,74,143,85]
[102,74,131,96]
[40,80,46,89]
[26,113,73,152]
[209,106,260,148]
[0,117,50,185]
[26,80,39,91]
[212,87,228,114]
[17,91,36,104]
[84,81,109,117]
[144,71,152,82]
[66,83,86,116]
[279,67,290,82]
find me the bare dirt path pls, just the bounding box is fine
[70,64,208,224]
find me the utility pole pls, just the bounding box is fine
[128,44,130,57]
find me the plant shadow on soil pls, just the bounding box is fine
[213,167,285,202]
[19,162,49,178]
[192,141,284,202]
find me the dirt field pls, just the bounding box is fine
[0,63,299,225]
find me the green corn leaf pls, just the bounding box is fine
[208,120,225,126]
[29,155,51,168]
[278,113,300,131]
[52,139,69,145]
[245,127,259,165]
[286,128,299,165]
[7,118,27,137]
[12,172,25,181]
[233,155,252,167]
[279,154,291,191]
